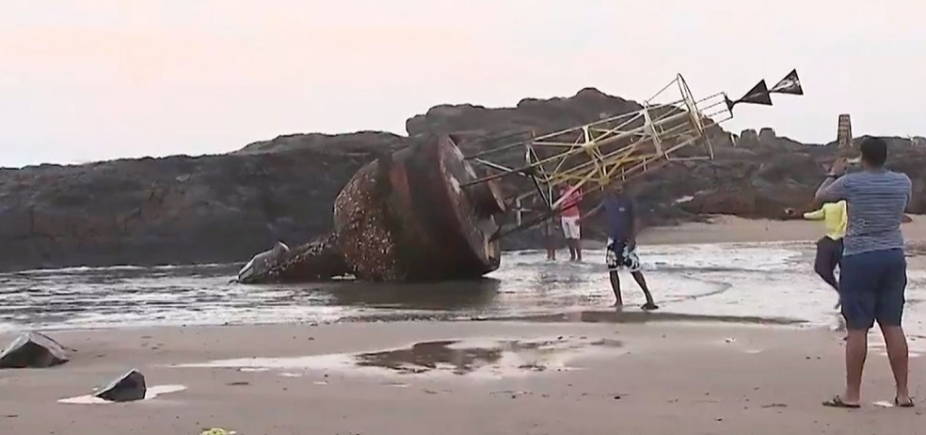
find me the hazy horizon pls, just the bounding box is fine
[2,1,924,167]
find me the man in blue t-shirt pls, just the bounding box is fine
[816,137,913,409]
[582,183,658,310]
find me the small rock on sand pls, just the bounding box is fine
[95,369,147,402]
[0,332,69,369]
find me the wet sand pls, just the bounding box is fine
[641,215,926,245]
[2,321,924,435]
[3,216,926,434]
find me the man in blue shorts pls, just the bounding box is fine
[582,183,658,310]
[815,137,913,409]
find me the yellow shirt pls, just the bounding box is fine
[803,200,847,240]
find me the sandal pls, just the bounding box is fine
[823,395,860,409]
[894,397,915,408]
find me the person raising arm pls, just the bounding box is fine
[816,138,913,409]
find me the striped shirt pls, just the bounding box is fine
[817,170,912,256]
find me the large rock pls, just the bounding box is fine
[0,331,69,368]
[95,369,147,402]
[0,83,924,272]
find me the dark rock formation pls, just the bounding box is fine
[0,87,923,272]
[0,331,69,368]
[0,132,410,273]
[95,369,147,402]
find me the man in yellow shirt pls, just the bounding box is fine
[802,200,847,294]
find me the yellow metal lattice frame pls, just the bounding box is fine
[467,74,733,211]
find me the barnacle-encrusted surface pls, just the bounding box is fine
[273,232,350,281]
[333,158,406,281]
[238,232,350,283]
[239,135,502,283]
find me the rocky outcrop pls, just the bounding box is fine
[0,144,385,271]
[0,88,923,271]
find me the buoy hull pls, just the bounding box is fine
[334,136,501,281]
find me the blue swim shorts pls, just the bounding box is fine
[839,248,907,330]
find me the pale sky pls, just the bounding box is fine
[1,0,923,167]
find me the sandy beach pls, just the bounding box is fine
[642,214,926,245]
[2,322,924,435]
[2,216,926,434]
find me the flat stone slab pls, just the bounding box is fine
[0,332,69,369]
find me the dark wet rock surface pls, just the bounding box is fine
[0,331,69,368]
[95,369,147,402]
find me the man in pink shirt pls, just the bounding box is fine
[560,185,583,261]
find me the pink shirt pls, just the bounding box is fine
[560,187,582,217]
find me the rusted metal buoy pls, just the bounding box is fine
[237,135,503,283]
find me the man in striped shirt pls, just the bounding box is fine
[815,137,913,409]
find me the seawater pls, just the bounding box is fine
[1,242,924,337]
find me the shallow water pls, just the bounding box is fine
[174,336,626,379]
[1,241,925,337]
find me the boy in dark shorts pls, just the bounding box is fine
[542,215,557,260]
[532,195,557,260]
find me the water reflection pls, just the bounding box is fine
[177,336,627,378]
[354,337,623,375]
[319,278,500,311]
